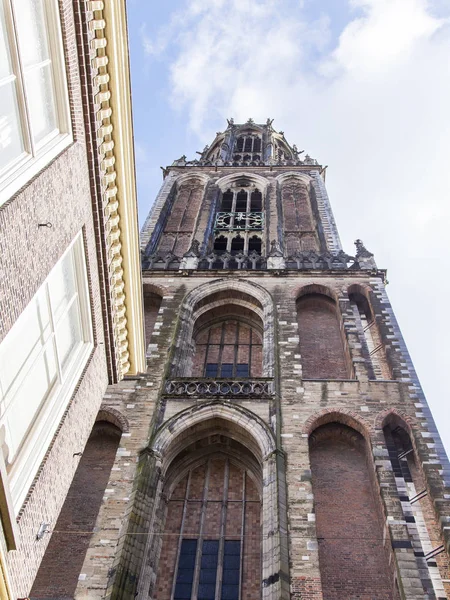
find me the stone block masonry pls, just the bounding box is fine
[72,267,450,600]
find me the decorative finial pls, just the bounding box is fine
[227,118,234,127]
[266,118,274,127]
[246,117,255,124]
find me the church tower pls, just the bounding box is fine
[76,120,449,600]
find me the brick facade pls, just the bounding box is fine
[0,0,134,594]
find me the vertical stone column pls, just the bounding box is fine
[107,449,163,600]
[261,451,290,600]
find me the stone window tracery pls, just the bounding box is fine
[233,135,262,163]
[281,177,318,253]
[155,456,261,600]
[214,185,264,258]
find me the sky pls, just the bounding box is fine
[127,0,450,455]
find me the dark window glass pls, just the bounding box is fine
[213,236,227,253]
[236,137,244,152]
[236,363,249,377]
[244,138,252,152]
[221,541,241,600]
[199,540,219,600]
[220,363,233,378]
[174,539,198,600]
[221,190,233,211]
[248,236,261,255]
[253,137,261,152]
[250,190,262,211]
[206,363,218,377]
[230,237,244,254]
[235,190,247,211]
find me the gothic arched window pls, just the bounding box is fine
[193,317,263,378]
[213,235,227,254]
[248,235,261,255]
[230,235,244,254]
[233,135,262,162]
[153,426,263,600]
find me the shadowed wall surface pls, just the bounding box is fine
[30,422,121,599]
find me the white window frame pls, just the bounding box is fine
[0,0,72,206]
[0,233,93,512]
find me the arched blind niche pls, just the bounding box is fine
[154,437,261,600]
[310,422,397,600]
[383,416,450,593]
[296,288,351,379]
[281,177,318,254]
[157,177,205,256]
[348,285,392,380]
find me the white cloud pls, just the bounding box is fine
[324,0,443,75]
[142,0,450,452]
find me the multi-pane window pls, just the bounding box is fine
[0,0,71,203]
[233,135,261,162]
[0,234,93,511]
[193,320,263,378]
[174,539,198,599]
[213,187,264,258]
[215,188,263,231]
[175,539,241,600]
[157,458,261,600]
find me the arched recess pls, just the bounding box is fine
[348,283,392,380]
[156,174,208,256]
[171,279,275,378]
[309,420,398,600]
[143,284,164,350]
[192,298,263,378]
[380,412,450,595]
[113,403,288,600]
[296,284,352,379]
[213,174,268,259]
[276,173,320,254]
[30,421,122,599]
